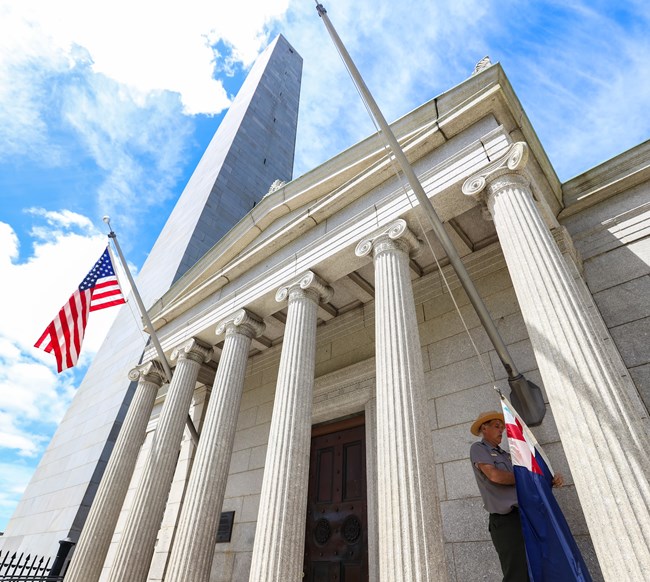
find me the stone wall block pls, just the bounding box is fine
[452,541,503,582]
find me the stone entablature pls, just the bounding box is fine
[147,64,564,342]
[146,129,516,362]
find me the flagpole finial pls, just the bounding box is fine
[103,215,116,237]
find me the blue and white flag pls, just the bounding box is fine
[501,398,592,581]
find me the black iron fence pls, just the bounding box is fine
[0,550,67,581]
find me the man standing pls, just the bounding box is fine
[469,410,562,581]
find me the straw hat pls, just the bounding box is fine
[470,410,504,436]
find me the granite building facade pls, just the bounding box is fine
[4,45,650,582]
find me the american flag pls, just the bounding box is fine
[34,247,126,373]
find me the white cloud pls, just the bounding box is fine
[0,219,122,461]
[1,0,291,116]
[280,0,650,180]
[26,208,95,233]
[0,361,68,431]
[0,463,34,500]
[59,73,196,233]
[279,0,499,176]
[0,4,69,163]
[0,0,297,251]
[480,1,650,179]
[553,29,650,177]
[2,0,648,184]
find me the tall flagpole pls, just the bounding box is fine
[314,2,545,423]
[104,216,200,444]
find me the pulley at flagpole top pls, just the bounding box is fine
[314,2,545,424]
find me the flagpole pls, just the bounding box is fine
[103,216,200,444]
[314,2,545,424]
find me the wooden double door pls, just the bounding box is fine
[303,416,368,582]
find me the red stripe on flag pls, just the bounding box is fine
[93,278,120,290]
[91,289,124,301]
[75,291,91,362]
[34,327,54,353]
[40,290,92,372]
[49,317,65,373]
[90,298,126,312]
[505,416,544,476]
[69,291,82,362]
[90,277,125,311]
[59,301,74,370]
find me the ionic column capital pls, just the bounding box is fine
[171,338,213,365]
[462,142,531,202]
[128,360,166,386]
[215,308,265,339]
[355,218,420,259]
[275,270,334,305]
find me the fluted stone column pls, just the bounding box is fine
[107,338,212,582]
[166,310,265,582]
[66,360,166,582]
[463,142,650,581]
[356,219,447,582]
[249,271,333,582]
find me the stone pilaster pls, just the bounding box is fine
[249,271,333,582]
[107,339,212,582]
[165,310,265,582]
[364,398,379,582]
[65,360,166,582]
[463,142,650,580]
[356,219,447,582]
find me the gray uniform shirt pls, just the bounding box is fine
[470,439,518,515]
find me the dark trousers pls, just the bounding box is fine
[489,508,530,582]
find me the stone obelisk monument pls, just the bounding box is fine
[0,34,302,558]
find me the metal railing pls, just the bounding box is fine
[0,550,66,581]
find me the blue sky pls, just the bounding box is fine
[0,0,648,532]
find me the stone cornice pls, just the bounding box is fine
[312,358,376,424]
[560,139,650,219]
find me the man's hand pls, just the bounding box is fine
[552,473,564,488]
